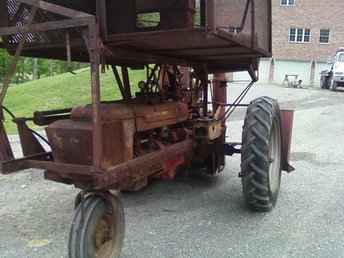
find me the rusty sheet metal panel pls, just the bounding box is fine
[46,121,93,166]
[46,119,135,169]
[106,1,136,34]
[134,102,189,132]
[216,0,271,53]
[0,1,8,28]
[16,119,46,156]
[44,0,96,14]
[2,0,63,47]
[71,102,189,132]
[106,0,195,33]
[72,103,135,121]
[47,101,189,171]
[0,0,271,71]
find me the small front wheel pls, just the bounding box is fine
[241,97,282,212]
[69,193,125,258]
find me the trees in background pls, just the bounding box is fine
[0,49,86,85]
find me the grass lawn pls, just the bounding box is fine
[3,67,145,134]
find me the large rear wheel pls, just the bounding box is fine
[69,193,125,258]
[241,97,282,212]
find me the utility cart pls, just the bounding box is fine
[0,1,294,257]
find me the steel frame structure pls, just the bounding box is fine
[0,1,295,256]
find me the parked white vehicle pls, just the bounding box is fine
[321,48,344,91]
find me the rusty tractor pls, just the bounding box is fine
[0,1,294,257]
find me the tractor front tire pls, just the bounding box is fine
[69,193,125,258]
[241,97,282,212]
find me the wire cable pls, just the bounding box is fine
[1,105,51,147]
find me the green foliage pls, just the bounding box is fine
[0,49,10,81]
[3,68,145,134]
[0,48,87,84]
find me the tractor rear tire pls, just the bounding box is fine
[241,97,282,212]
[69,194,125,258]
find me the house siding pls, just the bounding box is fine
[272,0,344,62]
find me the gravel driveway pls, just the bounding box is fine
[1,83,344,258]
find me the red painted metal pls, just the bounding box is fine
[94,139,193,190]
[161,155,185,180]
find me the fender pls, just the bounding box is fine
[280,109,295,173]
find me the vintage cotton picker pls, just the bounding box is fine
[0,0,294,257]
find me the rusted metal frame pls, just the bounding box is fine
[0,152,51,175]
[93,139,193,189]
[237,0,251,32]
[0,17,92,36]
[121,67,132,99]
[191,52,260,60]
[145,64,159,86]
[221,80,255,122]
[200,0,206,27]
[106,28,206,42]
[214,30,263,56]
[96,0,108,70]
[0,0,8,29]
[16,0,92,18]
[213,73,227,124]
[206,0,216,33]
[3,39,84,51]
[199,66,209,116]
[15,118,46,157]
[5,41,192,67]
[111,65,128,100]
[65,31,72,71]
[248,64,258,82]
[0,6,38,106]
[1,156,94,176]
[9,3,27,25]
[96,0,108,39]
[250,0,256,48]
[87,19,103,171]
[26,160,93,176]
[267,0,272,54]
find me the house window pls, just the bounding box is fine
[281,0,295,6]
[289,28,311,43]
[320,29,330,43]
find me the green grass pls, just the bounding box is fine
[3,67,145,134]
